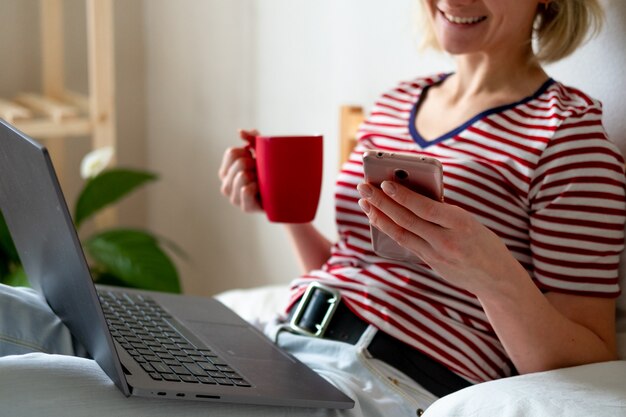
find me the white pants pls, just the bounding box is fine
[0,284,438,417]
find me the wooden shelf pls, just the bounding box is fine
[1,92,92,139]
[0,0,115,144]
[0,0,117,227]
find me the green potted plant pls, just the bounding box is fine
[0,147,181,293]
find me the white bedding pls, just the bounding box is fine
[0,285,624,416]
[216,285,626,417]
[423,361,626,417]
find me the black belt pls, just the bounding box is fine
[286,282,472,398]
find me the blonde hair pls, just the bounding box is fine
[534,0,604,63]
[417,0,605,63]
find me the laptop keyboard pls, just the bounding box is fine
[99,290,251,387]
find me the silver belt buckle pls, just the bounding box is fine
[289,282,342,338]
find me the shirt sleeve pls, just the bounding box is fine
[528,104,626,297]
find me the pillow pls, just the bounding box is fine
[214,284,289,328]
[423,360,626,417]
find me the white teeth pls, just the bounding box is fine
[443,13,485,24]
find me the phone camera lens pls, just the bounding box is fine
[394,169,409,180]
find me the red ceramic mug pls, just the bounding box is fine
[244,134,323,223]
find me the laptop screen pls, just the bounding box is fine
[0,120,129,395]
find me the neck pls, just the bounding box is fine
[448,48,548,102]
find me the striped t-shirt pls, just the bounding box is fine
[287,74,626,383]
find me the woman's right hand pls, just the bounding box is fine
[217,129,263,213]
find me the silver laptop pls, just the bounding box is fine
[0,119,354,409]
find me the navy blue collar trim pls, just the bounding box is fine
[409,76,556,148]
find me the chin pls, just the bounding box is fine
[437,40,477,56]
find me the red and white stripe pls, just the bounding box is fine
[288,75,626,383]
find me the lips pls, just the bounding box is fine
[441,11,487,25]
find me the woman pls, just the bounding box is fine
[219,0,625,413]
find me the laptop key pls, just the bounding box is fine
[197,376,217,384]
[233,379,251,387]
[198,362,217,371]
[156,352,175,360]
[150,362,171,374]
[151,347,168,354]
[214,378,233,386]
[180,375,198,383]
[170,365,191,375]
[183,363,207,376]
[161,373,180,382]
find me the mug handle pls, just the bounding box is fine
[240,130,257,152]
[239,130,263,208]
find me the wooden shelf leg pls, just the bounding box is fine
[40,0,67,185]
[87,0,117,228]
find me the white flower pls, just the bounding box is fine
[80,147,115,179]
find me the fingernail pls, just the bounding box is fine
[358,199,371,214]
[357,183,373,198]
[381,181,396,195]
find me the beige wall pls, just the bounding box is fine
[142,0,258,297]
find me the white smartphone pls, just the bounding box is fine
[362,150,444,262]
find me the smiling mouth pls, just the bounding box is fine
[440,11,487,25]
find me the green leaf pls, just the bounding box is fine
[91,271,129,287]
[74,169,157,228]
[0,211,19,263]
[0,250,9,281]
[4,266,30,287]
[84,229,181,293]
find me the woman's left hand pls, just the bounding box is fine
[358,180,620,373]
[357,180,525,296]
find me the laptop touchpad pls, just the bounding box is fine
[185,321,295,363]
